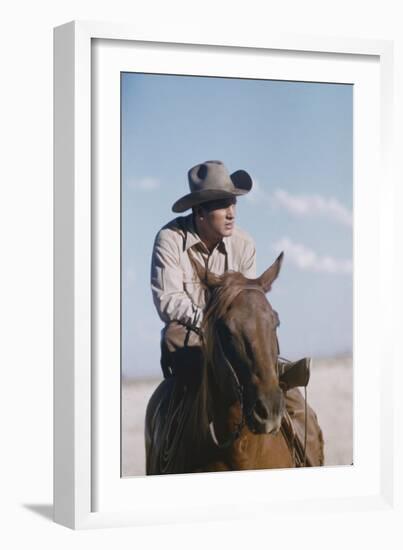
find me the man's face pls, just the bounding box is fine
[199,197,237,239]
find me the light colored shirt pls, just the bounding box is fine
[150,213,256,327]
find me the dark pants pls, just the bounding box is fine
[161,321,204,385]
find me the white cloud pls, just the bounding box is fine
[129,177,160,191]
[273,237,352,274]
[273,189,352,227]
[246,182,352,227]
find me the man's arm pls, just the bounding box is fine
[151,232,203,328]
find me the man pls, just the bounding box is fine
[150,160,310,387]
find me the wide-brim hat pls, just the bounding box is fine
[172,160,253,213]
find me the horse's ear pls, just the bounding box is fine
[205,271,222,288]
[257,252,284,293]
[191,256,222,288]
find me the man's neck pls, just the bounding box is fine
[193,215,221,253]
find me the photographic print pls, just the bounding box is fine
[121,72,353,476]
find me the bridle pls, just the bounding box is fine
[203,284,281,449]
[203,285,308,467]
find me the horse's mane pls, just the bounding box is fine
[200,272,246,367]
[202,271,248,326]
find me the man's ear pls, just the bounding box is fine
[193,205,204,219]
[256,252,284,293]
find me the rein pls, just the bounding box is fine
[207,329,245,449]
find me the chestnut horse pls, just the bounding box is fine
[145,253,324,474]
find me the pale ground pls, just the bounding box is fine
[122,357,353,477]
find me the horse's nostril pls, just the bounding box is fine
[254,399,268,420]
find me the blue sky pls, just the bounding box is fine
[121,73,352,379]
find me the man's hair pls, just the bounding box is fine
[192,197,237,217]
[192,204,206,217]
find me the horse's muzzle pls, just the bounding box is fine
[250,388,285,434]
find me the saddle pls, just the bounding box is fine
[281,388,324,467]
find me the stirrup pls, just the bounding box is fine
[278,357,311,391]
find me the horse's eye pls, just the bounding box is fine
[218,322,235,343]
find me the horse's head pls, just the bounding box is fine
[197,253,285,436]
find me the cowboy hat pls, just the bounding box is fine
[172,160,253,213]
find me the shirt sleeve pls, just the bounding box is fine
[150,231,204,327]
[240,238,257,278]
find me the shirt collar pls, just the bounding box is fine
[182,213,228,254]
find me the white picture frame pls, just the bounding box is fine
[54,20,396,530]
